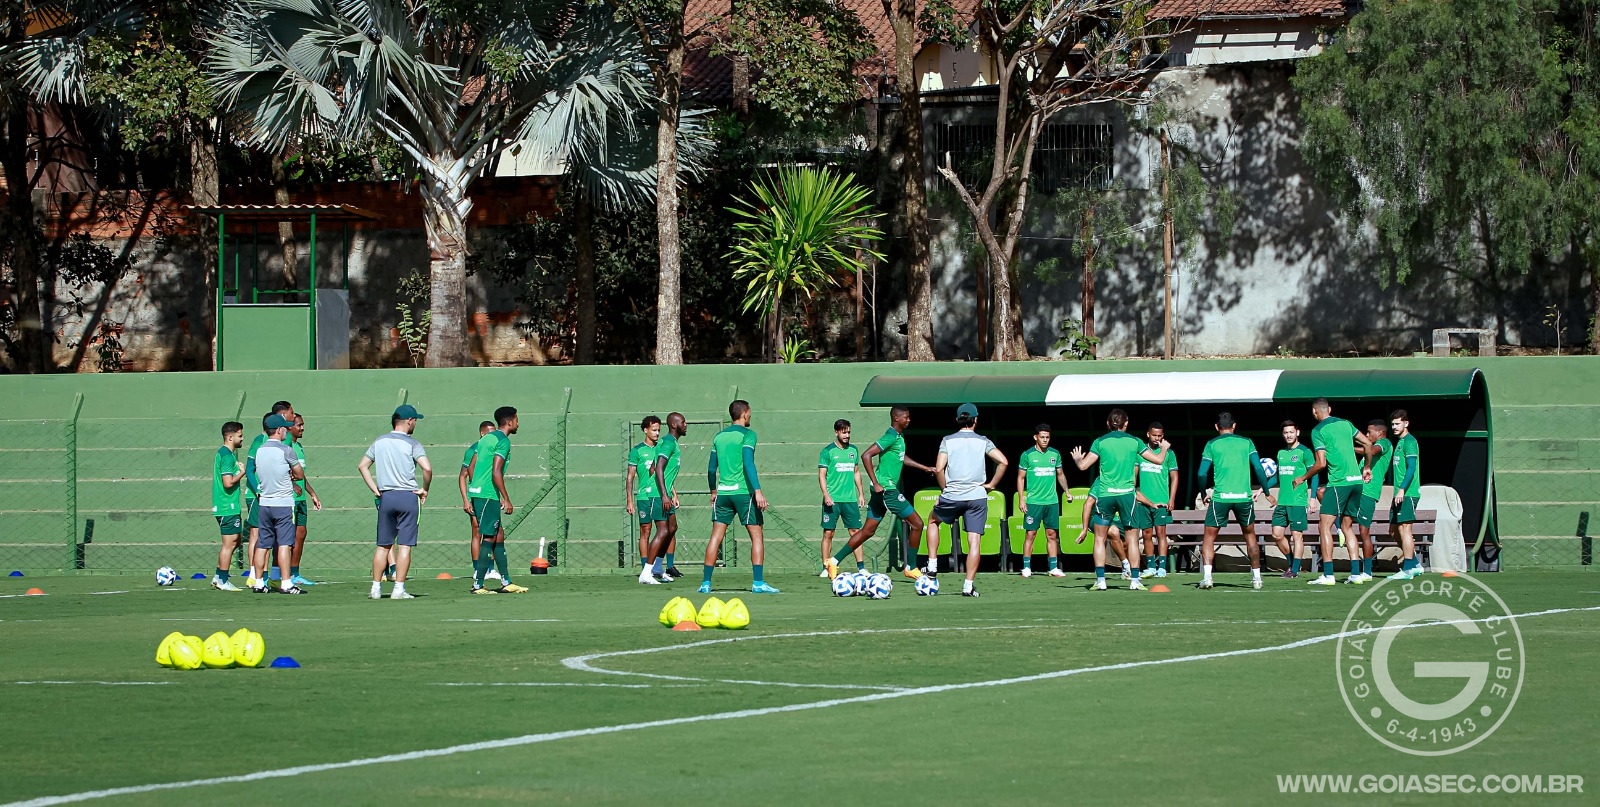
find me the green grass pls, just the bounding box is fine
[1,569,1597,805]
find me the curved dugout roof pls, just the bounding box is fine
[858,368,1487,407]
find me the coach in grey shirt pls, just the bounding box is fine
[358,405,433,600]
[927,403,1008,597]
[253,413,307,593]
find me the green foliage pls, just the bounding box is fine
[716,0,877,121]
[780,336,816,364]
[83,37,213,152]
[919,0,973,50]
[395,272,431,368]
[1050,180,1138,282]
[726,166,885,320]
[1053,318,1099,360]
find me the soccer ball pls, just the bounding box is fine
[155,566,178,587]
[847,572,870,596]
[1259,457,1278,478]
[914,575,940,596]
[866,574,892,600]
[831,575,855,597]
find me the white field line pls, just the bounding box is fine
[431,682,662,689]
[8,681,173,686]
[440,619,561,623]
[7,606,1599,807]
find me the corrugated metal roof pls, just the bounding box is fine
[188,204,382,222]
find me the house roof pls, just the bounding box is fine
[1150,0,1349,19]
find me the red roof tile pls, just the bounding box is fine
[1150,0,1348,19]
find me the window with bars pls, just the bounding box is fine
[932,121,1114,193]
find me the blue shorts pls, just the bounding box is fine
[377,490,420,547]
[256,506,296,550]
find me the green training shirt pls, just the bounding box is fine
[1202,433,1261,502]
[460,443,476,469]
[1018,447,1063,504]
[629,441,661,500]
[1275,445,1317,506]
[466,430,511,501]
[1137,449,1177,506]
[818,442,861,502]
[1362,437,1392,500]
[1391,433,1420,498]
[1311,416,1364,486]
[711,425,758,494]
[658,433,681,496]
[872,428,907,487]
[1089,431,1146,495]
[292,439,307,502]
[212,446,241,517]
[244,433,266,498]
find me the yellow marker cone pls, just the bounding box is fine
[169,636,204,670]
[719,598,750,629]
[660,596,687,626]
[695,597,725,628]
[155,631,184,667]
[235,631,266,668]
[202,632,235,668]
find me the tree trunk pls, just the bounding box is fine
[420,159,474,367]
[191,132,220,369]
[1161,131,1175,359]
[572,193,597,364]
[653,4,688,366]
[1588,239,1600,355]
[732,54,751,121]
[890,0,934,361]
[271,153,297,290]
[2,86,49,373]
[769,306,782,363]
[854,259,865,360]
[1082,206,1097,358]
[975,253,988,358]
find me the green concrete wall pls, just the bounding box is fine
[1,356,1595,573]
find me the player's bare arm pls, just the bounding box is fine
[984,448,1008,491]
[818,466,832,507]
[861,443,885,492]
[415,456,432,502]
[493,455,512,514]
[459,456,474,514]
[625,465,637,515]
[1070,445,1097,471]
[357,455,380,497]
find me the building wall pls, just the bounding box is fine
[1168,18,1327,66]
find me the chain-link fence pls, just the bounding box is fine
[1493,404,1600,568]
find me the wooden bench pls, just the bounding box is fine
[1158,507,1436,573]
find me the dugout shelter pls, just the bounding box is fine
[858,368,1495,552]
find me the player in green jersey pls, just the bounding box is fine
[211,421,246,591]
[1131,422,1178,579]
[650,413,687,579]
[1388,409,1424,579]
[1351,419,1392,583]
[242,400,293,587]
[278,413,322,587]
[1195,413,1274,590]
[832,405,935,581]
[1071,408,1170,591]
[464,406,526,593]
[1299,398,1375,586]
[456,420,495,580]
[817,419,866,577]
[1016,424,1071,578]
[627,415,672,585]
[701,400,778,594]
[1267,421,1318,579]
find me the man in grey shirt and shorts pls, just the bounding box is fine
[251,413,308,594]
[358,405,433,600]
[925,403,1009,597]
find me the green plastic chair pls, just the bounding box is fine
[1009,487,1089,555]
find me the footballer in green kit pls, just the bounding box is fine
[1071,408,1170,591]
[210,421,246,591]
[817,419,866,576]
[1352,419,1392,582]
[1388,409,1425,579]
[829,405,934,581]
[626,415,672,585]
[464,406,526,594]
[457,420,495,579]
[1299,398,1375,585]
[1195,412,1273,590]
[649,412,687,579]
[283,413,322,587]
[1130,422,1177,578]
[1016,424,1071,578]
[700,400,778,594]
[1268,421,1318,578]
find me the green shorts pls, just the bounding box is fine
[1392,495,1419,524]
[243,498,258,529]
[1205,499,1254,528]
[294,499,308,527]
[1272,505,1308,532]
[1354,495,1380,527]
[216,515,242,536]
[472,497,503,537]
[663,500,678,518]
[1321,485,1362,520]
[713,493,763,526]
[1129,503,1173,530]
[821,501,862,531]
[1023,503,1060,532]
[636,497,667,524]
[1092,493,1136,527]
[868,488,915,522]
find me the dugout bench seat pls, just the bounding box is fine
[1160,507,1436,573]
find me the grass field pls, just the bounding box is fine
[1,568,1597,805]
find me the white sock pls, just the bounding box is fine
[962,579,973,593]
[1202,563,1213,580]
[393,582,406,595]
[1122,560,1131,572]
[370,581,381,595]
[280,578,293,592]
[1252,568,1262,579]
[926,558,937,573]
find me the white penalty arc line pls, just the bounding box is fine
[8,605,1599,807]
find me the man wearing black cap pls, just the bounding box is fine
[358,405,432,600]
[926,403,1008,597]
[249,413,308,594]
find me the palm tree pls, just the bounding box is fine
[204,0,665,367]
[727,166,884,362]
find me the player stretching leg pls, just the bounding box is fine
[1270,421,1317,578]
[467,407,527,594]
[211,421,246,591]
[1352,420,1392,584]
[923,404,1007,597]
[1130,422,1177,578]
[1071,409,1170,591]
[1388,410,1424,580]
[1300,398,1374,585]
[829,405,933,580]
[701,401,777,594]
[652,413,688,579]
[358,405,432,599]
[818,420,867,576]
[1195,413,1274,590]
[1017,424,1071,578]
[627,416,672,585]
